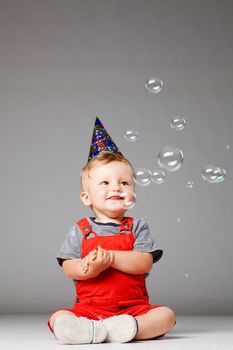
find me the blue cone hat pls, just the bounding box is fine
[88,117,123,162]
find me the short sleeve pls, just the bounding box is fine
[133,218,163,263]
[56,225,82,266]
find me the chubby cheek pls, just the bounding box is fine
[93,191,108,204]
[97,189,108,199]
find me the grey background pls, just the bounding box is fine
[0,0,233,315]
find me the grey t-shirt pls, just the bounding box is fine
[57,217,163,267]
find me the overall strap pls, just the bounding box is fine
[76,218,95,238]
[118,217,134,234]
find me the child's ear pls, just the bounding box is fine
[80,191,91,206]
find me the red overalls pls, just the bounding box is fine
[48,217,161,332]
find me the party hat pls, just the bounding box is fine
[88,117,123,161]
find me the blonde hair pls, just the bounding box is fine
[80,151,135,191]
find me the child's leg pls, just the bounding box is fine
[48,310,107,344]
[49,310,75,330]
[134,306,176,340]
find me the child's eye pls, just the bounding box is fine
[121,181,129,186]
[101,181,109,185]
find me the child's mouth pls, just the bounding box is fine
[108,196,124,200]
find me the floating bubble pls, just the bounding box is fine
[108,191,136,211]
[186,181,194,189]
[135,168,152,187]
[123,130,139,142]
[202,165,226,184]
[151,169,166,184]
[185,273,190,278]
[158,146,183,172]
[145,78,163,93]
[171,117,186,131]
[119,191,137,210]
[176,217,181,223]
[225,145,230,150]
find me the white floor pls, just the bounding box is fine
[0,314,232,350]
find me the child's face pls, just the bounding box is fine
[80,161,135,222]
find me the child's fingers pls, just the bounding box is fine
[81,259,88,272]
[97,245,104,258]
[89,250,97,261]
[81,261,86,271]
[91,248,97,255]
[97,246,111,262]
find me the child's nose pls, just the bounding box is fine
[111,183,120,191]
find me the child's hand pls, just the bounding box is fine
[96,246,114,267]
[81,249,97,273]
[86,246,114,277]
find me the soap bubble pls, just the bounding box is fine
[135,168,152,187]
[186,181,194,189]
[151,169,166,184]
[145,78,163,93]
[226,145,230,150]
[202,165,226,184]
[158,146,183,172]
[185,273,190,278]
[176,217,181,223]
[123,130,139,142]
[119,191,137,210]
[171,117,186,131]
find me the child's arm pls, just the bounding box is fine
[62,259,90,280]
[109,250,153,274]
[77,247,153,275]
[62,246,113,280]
[80,249,97,273]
